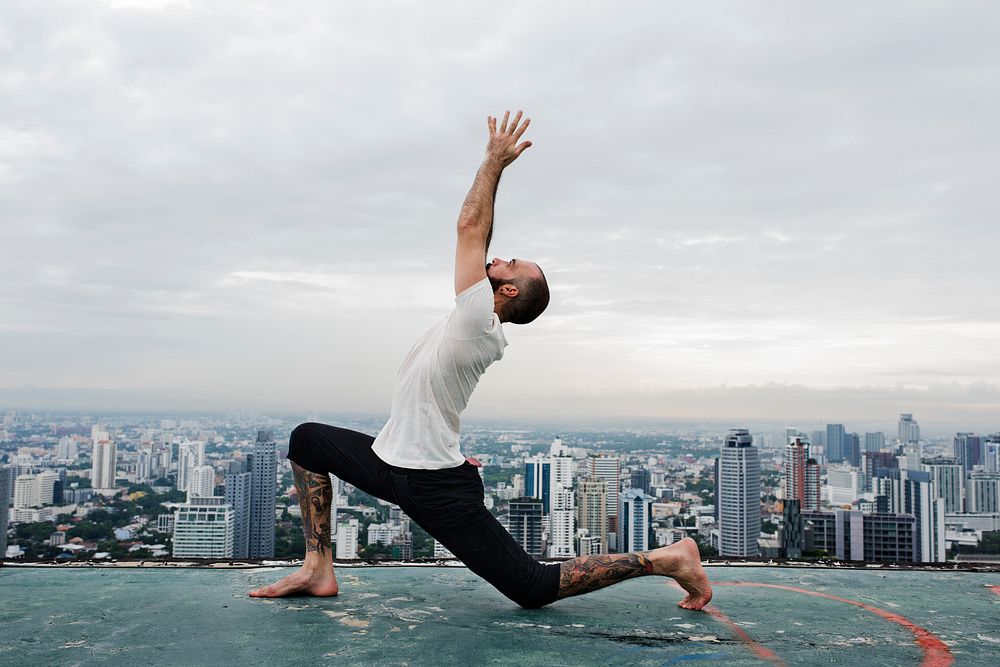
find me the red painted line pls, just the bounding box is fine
[712,582,954,667]
[667,581,785,666]
[703,602,786,666]
[988,584,1000,597]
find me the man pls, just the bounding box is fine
[250,111,712,610]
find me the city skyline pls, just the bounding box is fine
[2,3,999,422]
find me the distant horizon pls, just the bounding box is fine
[2,383,996,439]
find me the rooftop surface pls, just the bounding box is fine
[3,565,999,666]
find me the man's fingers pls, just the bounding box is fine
[508,110,523,134]
[487,115,496,135]
[513,116,530,140]
[514,140,532,156]
[499,110,510,133]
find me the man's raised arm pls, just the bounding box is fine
[454,110,532,295]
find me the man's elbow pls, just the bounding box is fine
[457,217,487,235]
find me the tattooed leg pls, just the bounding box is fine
[556,552,654,599]
[556,538,712,610]
[292,461,333,559]
[249,461,339,598]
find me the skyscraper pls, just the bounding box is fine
[547,439,575,557]
[172,496,234,558]
[587,455,621,548]
[966,472,1000,513]
[922,457,964,514]
[509,498,544,558]
[175,440,205,492]
[630,468,651,494]
[826,424,846,463]
[864,432,886,453]
[618,488,654,552]
[248,430,278,558]
[225,469,252,559]
[898,414,920,446]
[336,517,359,559]
[188,465,216,499]
[91,440,117,491]
[718,429,760,557]
[783,437,820,511]
[873,468,945,562]
[576,477,608,554]
[524,457,551,513]
[0,466,11,557]
[954,433,983,475]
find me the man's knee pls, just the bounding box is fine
[287,422,320,461]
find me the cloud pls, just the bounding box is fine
[1,1,999,422]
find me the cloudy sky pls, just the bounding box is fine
[2,1,998,426]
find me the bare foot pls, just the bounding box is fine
[649,537,713,610]
[248,565,339,598]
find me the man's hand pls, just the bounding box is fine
[485,110,532,168]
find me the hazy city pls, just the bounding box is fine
[3,409,998,565]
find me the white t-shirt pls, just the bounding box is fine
[372,278,508,469]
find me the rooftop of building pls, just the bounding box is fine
[3,562,999,666]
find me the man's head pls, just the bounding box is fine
[486,257,550,324]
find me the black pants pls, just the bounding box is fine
[286,422,561,609]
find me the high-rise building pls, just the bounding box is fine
[781,499,803,558]
[576,477,608,554]
[618,488,654,552]
[844,432,861,467]
[802,510,917,562]
[922,457,964,514]
[864,432,886,453]
[188,465,216,499]
[826,424,846,463]
[873,468,945,562]
[784,437,820,511]
[965,472,1000,513]
[336,518,359,559]
[898,414,920,446]
[718,429,760,557]
[524,457,551,513]
[548,487,575,558]
[509,498,544,558]
[547,439,575,557]
[984,435,1000,473]
[630,468,651,494]
[12,471,59,509]
[826,465,863,506]
[249,430,277,558]
[175,440,206,492]
[172,496,234,559]
[954,433,983,475]
[863,451,898,493]
[225,470,252,559]
[0,466,11,556]
[91,440,117,490]
[56,437,79,462]
[587,455,621,547]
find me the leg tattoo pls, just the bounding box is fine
[291,461,332,557]
[556,552,655,599]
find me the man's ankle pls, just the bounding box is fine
[301,554,334,574]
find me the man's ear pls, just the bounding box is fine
[499,284,518,298]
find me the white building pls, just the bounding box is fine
[172,496,234,559]
[576,477,608,554]
[12,471,59,509]
[336,518,359,559]
[548,487,576,557]
[175,440,206,492]
[826,465,863,506]
[717,429,760,557]
[966,473,1000,513]
[433,539,454,558]
[91,440,118,491]
[187,465,216,499]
